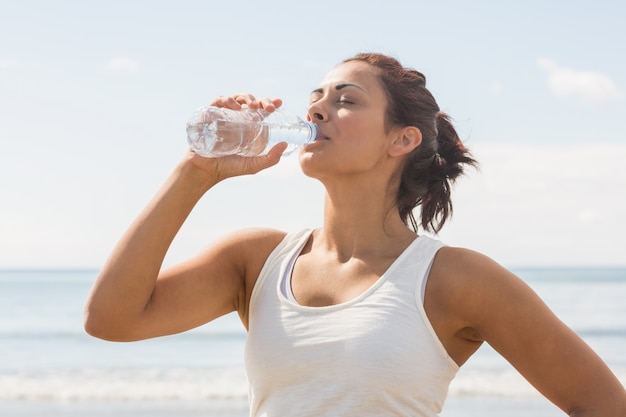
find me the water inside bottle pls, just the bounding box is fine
[208,120,268,157]
[266,122,316,155]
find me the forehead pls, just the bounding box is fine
[317,60,382,91]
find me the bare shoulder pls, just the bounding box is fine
[196,227,288,287]
[157,227,288,329]
[431,245,510,283]
[423,246,521,364]
[428,246,626,414]
[210,227,288,254]
[428,246,553,339]
[427,246,522,323]
[204,227,288,325]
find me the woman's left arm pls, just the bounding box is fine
[438,248,626,417]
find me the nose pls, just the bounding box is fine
[307,101,327,122]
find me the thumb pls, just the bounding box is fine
[247,142,288,174]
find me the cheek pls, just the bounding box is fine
[343,118,387,150]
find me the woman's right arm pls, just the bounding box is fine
[84,95,287,342]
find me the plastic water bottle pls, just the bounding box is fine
[186,106,318,157]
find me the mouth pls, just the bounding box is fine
[307,122,326,141]
[314,128,329,141]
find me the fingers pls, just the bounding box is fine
[265,142,289,161]
[209,96,243,110]
[261,97,283,112]
[209,94,282,112]
[244,142,288,175]
[186,141,288,181]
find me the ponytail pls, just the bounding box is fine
[399,112,477,234]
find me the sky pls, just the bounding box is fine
[0,0,625,269]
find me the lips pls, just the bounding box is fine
[314,128,329,141]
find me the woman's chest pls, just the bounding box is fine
[290,254,395,307]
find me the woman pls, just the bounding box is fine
[84,53,625,416]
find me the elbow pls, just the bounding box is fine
[83,309,105,340]
[83,307,117,341]
[83,305,138,342]
[568,392,626,417]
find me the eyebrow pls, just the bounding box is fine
[310,83,365,95]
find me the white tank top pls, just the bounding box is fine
[244,229,459,417]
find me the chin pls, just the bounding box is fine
[298,151,326,180]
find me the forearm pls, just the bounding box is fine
[84,158,218,339]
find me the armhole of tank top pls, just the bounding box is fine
[420,261,433,305]
[248,229,308,316]
[280,255,299,304]
[416,244,460,371]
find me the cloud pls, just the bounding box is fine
[105,57,140,74]
[537,58,623,105]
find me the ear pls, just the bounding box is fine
[388,126,422,157]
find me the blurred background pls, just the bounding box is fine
[0,1,624,416]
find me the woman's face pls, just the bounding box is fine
[299,60,399,180]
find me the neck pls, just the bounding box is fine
[315,178,416,261]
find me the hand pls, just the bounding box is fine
[210,93,283,112]
[186,93,288,182]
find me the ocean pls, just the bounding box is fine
[0,268,624,416]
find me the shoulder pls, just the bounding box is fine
[207,227,289,275]
[215,227,289,251]
[429,246,504,294]
[179,227,290,328]
[427,246,533,333]
[433,245,503,276]
[190,227,288,290]
[425,245,550,363]
[430,245,519,292]
[212,228,291,326]
[427,246,578,354]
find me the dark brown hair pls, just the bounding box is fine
[343,53,477,233]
